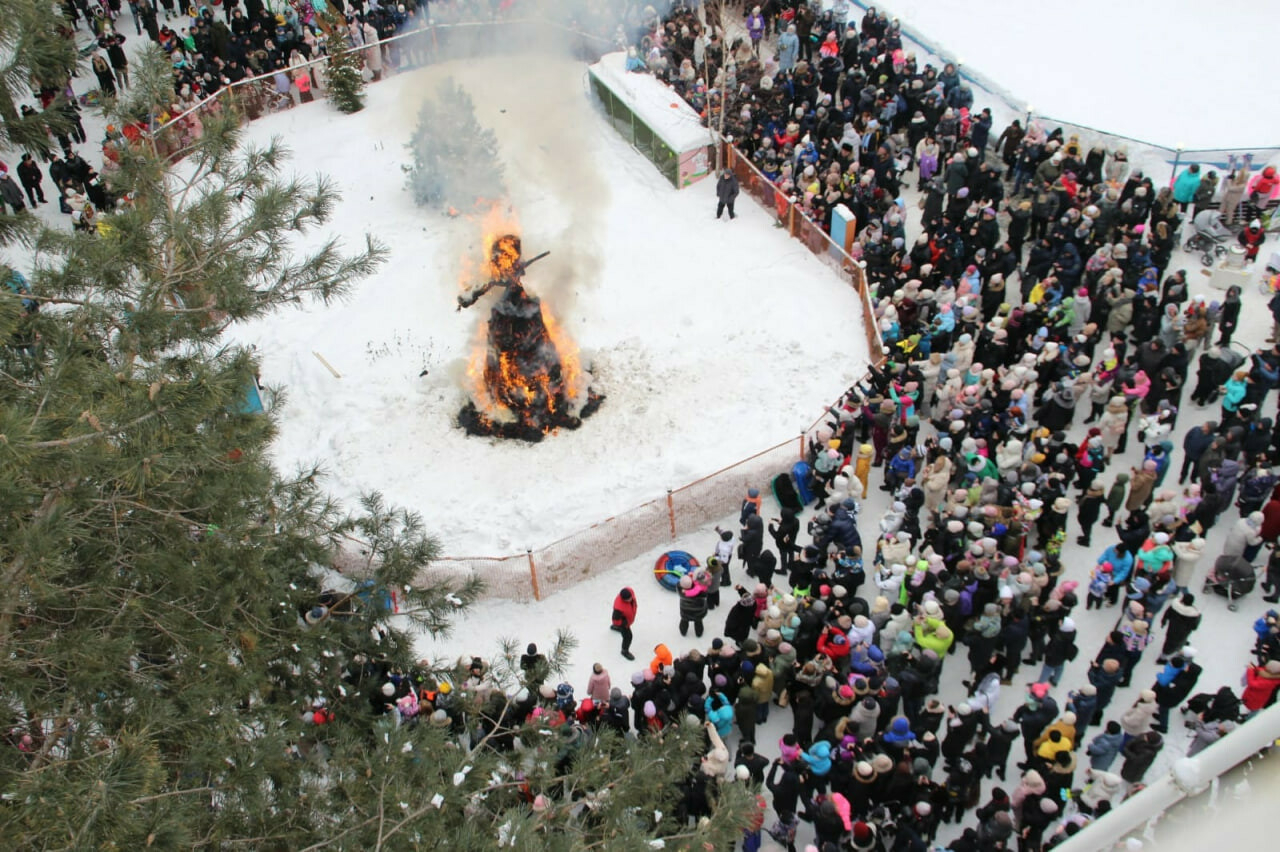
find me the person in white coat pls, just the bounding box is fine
[1171,536,1205,591]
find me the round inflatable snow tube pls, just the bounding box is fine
[654,550,700,591]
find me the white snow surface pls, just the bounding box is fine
[590,51,714,152]
[851,0,1280,150]
[223,55,869,557]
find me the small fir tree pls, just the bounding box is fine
[322,9,366,114]
[404,78,505,211]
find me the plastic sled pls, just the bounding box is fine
[792,461,814,505]
[654,550,699,591]
[772,472,802,513]
[237,378,265,414]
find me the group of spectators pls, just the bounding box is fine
[451,2,1280,850]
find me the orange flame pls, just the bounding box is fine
[460,202,586,434]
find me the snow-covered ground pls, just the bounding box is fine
[222,56,870,556]
[842,0,1280,151]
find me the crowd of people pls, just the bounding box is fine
[417,4,1279,852]
[12,0,473,228]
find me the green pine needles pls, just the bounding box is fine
[323,10,366,115]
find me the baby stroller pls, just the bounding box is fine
[1190,343,1247,405]
[1203,554,1257,611]
[1184,210,1233,266]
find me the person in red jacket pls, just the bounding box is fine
[611,587,637,661]
[1239,219,1266,263]
[1242,659,1280,715]
[817,624,852,664]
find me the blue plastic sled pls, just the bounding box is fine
[654,550,699,591]
[792,461,814,505]
[237,378,265,414]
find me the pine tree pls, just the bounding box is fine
[404,78,505,212]
[0,42,755,852]
[322,9,366,114]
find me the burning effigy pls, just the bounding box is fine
[457,233,604,442]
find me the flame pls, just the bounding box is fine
[459,202,587,436]
[540,303,583,401]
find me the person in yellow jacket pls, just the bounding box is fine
[1035,728,1072,765]
[913,616,953,655]
[1034,711,1078,753]
[854,444,873,500]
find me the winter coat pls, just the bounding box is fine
[1159,599,1201,652]
[1087,730,1125,770]
[1068,691,1099,731]
[1194,172,1219,208]
[1120,698,1158,736]
[362,23,382,72]
[1172,168,1202,204]
[716,172,740,204]
[1155,662,1202,709]
[777,32,800,72]
[1242,665,1280,711]
[586,670,612,704]
[1223,516,1263,557]
[679,584,709,621]
[1080,770,1124,810]
[611,589,637,628]
[1120,732,1162,783]
[1126,469,1157,511]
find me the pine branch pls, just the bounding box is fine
[26,407,167,449]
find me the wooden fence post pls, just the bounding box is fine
[526,549,541,601]
[798,431,805,461]
[667,489,677,539]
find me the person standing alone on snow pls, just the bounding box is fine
[611,587,637,660]
[716,168,739,220]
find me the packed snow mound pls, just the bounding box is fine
[224,55,869,556]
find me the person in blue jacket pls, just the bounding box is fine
[1098,543,1133,606]
[704,692,734,738]
[1172,164,1203,212]
[885,446,917,493]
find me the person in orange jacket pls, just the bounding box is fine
[649,642,673,676]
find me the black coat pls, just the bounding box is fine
[766,760,801,816]
[716,173,739,204]
[1120,733,1163,782]
[1159,600,1201,651]
[1154,662,1202,708]
[723,597,756,643]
